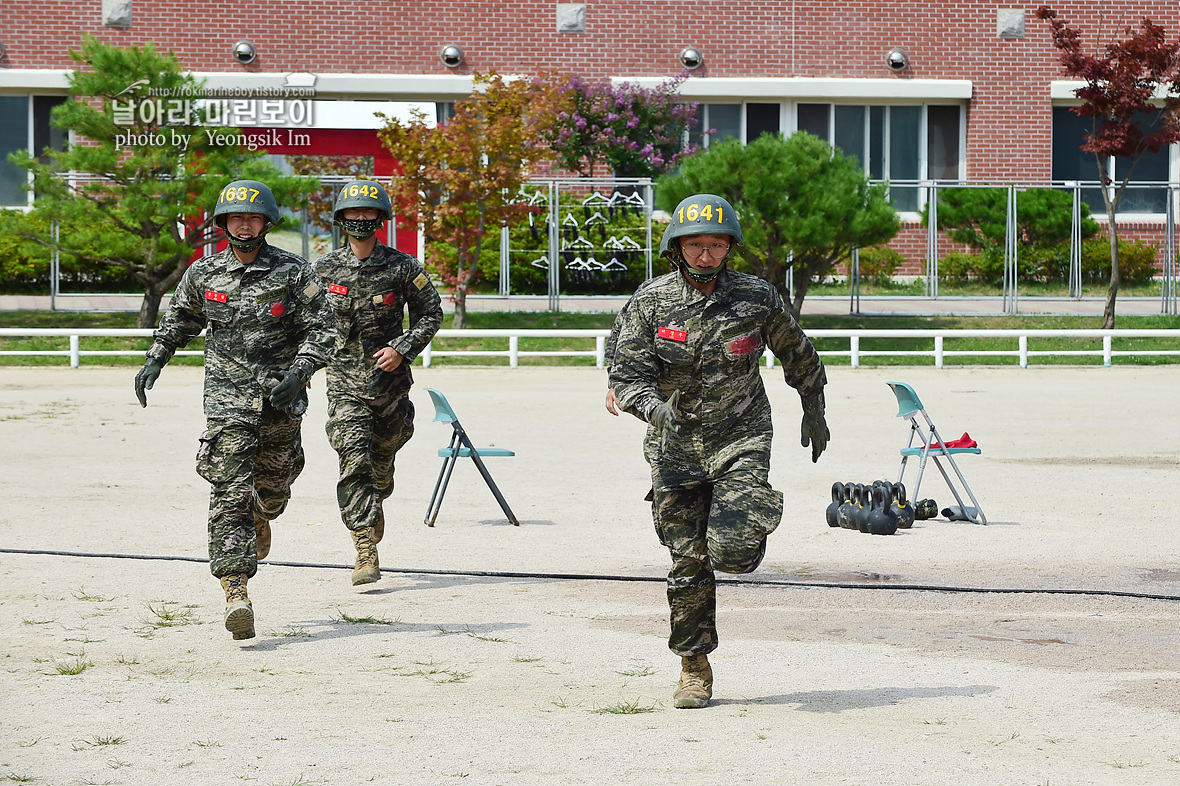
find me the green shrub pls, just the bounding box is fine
[1081,237,1157,285]
[857,245,905,284]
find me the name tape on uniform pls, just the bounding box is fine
[205,290,228,303]
[657,327,687,343]
[328,283,349,295]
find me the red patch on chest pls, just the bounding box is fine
[382,292,397,306]
[657,327,687,342]
[270,301,286,317]
[204,290,228,303]
[328,283,349,295]
[727,333,761,357]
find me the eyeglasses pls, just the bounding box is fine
[681,241,731,258]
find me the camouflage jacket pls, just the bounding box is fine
[609,268,827,475]
[147,243,335,424]
[312,242,443,399]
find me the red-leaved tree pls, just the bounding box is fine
[1037,6,1180,327]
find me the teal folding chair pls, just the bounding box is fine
[887,381,987,525]
[423,388,519,527]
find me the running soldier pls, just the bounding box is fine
[609,194,829,708]
[313,180,443,585]
[134,179,334,641]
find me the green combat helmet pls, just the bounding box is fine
[659,194,743,283]
[334,179,392,239]
[213,179,282,252]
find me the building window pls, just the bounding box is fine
[1052,106,1172,215]
[691,103,741,147]
[745,103,780,143]
[0,96,68,207]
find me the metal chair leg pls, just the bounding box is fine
[425,432,462,527]
[460,432,519,526]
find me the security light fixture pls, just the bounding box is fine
[679,47,703,70]
[233,41,257,65]
[886,48,909,72]
[440,45,464,68]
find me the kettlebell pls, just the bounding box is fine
[853,485,871,533]
[867,486,899,535]
[892,482,915,529]
[837,484,857,529]
[826,482,845,527]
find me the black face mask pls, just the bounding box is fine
[340,218,383,239]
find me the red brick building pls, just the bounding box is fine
[2,2,1178,264]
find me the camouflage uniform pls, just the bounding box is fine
[609,268,826,656]
[146,243,334,578]
[313,243,443,533]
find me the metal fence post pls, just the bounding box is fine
[422,342,433,368]
[50,219,60,312]
[70,334,80,368]
[1003,184,1019,314]
[1163,185,1177,315]
[596,336,605,368]
[849,336,860,369]
[499,222,510,297]
[848,247,860,315]
[1103,335,1112,367]
[548,182,560,313]
[935,335,944,369]
[644,182,654,281]
[509,335,519,368]
[1019,334,1028,368]
[925,182,939,298]
[1069,181,1083,299]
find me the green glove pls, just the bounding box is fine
[649,390,681,450]
[134,358,163,408]
[800,391,829,463]
[266,368,304,413]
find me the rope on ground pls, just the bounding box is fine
[3,547,1178,602]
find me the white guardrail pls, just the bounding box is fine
[3,328,1180,369]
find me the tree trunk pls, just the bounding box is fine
[452,285,468,329]
[137,287,164,329]
[1102,210,1120,330]
[789,273,810,322]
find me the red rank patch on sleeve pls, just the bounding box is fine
[726,333,762,357]
[382,292,397,306]
[270,302,286,317]
[657,327,687,342]
[328,283,348,295]
[204,290,228,303]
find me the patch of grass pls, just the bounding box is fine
[987,732,1019,746]
[923,718,948,726]
[154,696,172,704]
[1104,761,1147,769]
[142,602,199,629]
[53,657,93,676]
[435,624,511,643]
[16,737,45,748]
[21,618,55,626]
[192,738,221,748]
[593,698,660,715]
[333,610,397,625]
[548,696,581,709]
[5,774,38,783]
[115,654,138,665]
[72,586,114,602]
[512,655,542,663]
[78,735,126,747]
[266,627,312,638]
[616,662,656,677]
[105,759,129,770]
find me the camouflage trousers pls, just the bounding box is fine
[325,391,415,531]
[195,408,305,578]
[651,455,784,657]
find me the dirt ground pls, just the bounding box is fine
[2,364,1179,785]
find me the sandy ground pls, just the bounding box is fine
[2,363,1179,785]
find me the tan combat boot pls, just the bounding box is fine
[254,513,272,560]
[672,654,713,709]
[351,527,381,586]
[219,574,255,640]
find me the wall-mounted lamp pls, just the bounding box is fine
[885,48,909,72]
[440,45,464,68]
[679,47,703,70]
[233,41,257,65]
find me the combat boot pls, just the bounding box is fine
[219,574,255,640]
[672,654,713,709]
[254,513,272,560]
[351,527,381,586]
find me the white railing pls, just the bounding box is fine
[2,328,1179,369]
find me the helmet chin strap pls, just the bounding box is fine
[227,232,267,252]
[675,251,728,283]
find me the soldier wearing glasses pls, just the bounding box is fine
[609,193,829,709]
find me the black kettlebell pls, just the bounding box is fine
[892,482,915,529]
[867,485,899,535]
[837,485,857,529]
[853,485,871,533]
[826,482,845,527]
